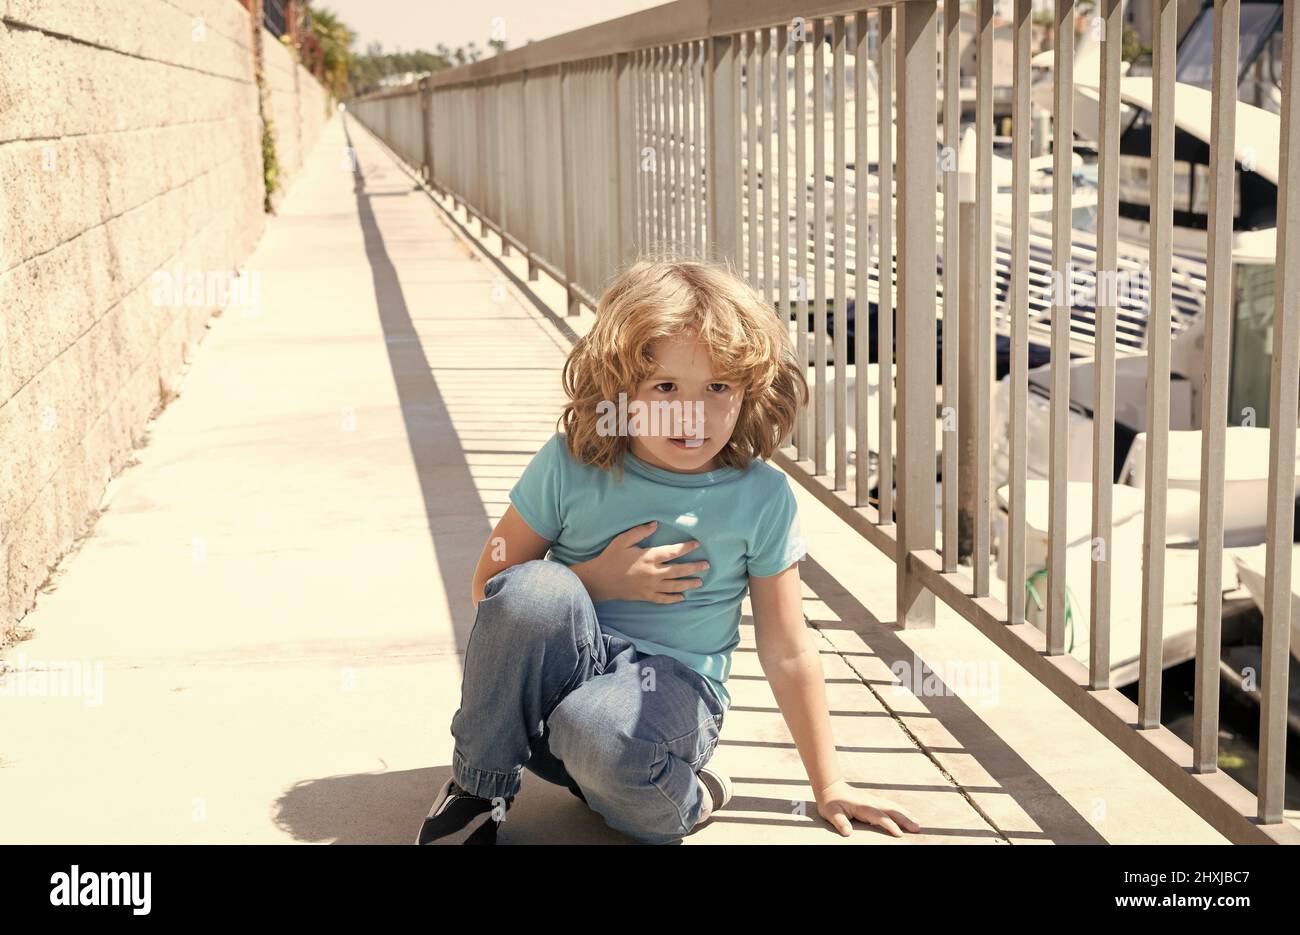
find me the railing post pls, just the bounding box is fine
[559,62,580,315]
[614,51,637,268]
[523,68,538,282]
[419,76,433,186]
[895,0,939,630]
[957,141,977,564]
[706,34,739,266]
[495,76,511,257]
[1260,0,1300,825]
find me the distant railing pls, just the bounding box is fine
[349,0,1300,844]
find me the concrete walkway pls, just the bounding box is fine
[0,114,1229,844]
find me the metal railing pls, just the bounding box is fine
[349,0,1300,843]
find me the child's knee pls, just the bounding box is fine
[479,559,589,631]
[550,728,692,842]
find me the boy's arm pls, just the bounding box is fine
[749,563,845,799]
[471,505,553,608]
[750,563,921,837]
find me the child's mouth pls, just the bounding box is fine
[669,436,708,450]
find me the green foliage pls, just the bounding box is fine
[262,113,279,212]
[302,5,355,100]
[348,47,455,97]
[1121,25,1145,64]
[297,1,505,97]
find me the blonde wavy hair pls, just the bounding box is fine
[558,255,809,474]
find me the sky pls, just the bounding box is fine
[319,1,671,57]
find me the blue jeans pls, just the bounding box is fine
[450,559,727,844]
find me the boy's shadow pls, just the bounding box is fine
[274,767,642,844]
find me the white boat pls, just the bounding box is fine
[1232,544,1300,664]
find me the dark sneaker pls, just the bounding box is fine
[414,777,510,845]
[694,765,733,828]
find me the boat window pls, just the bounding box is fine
[1239,30,1284,114]
[1190,162,1242,218]
[1177,3,1282,96]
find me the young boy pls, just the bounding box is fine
[417,258,920,844]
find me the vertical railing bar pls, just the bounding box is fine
[895,0,939,629]
[577,65,588,294]
[520,77,531,267]
[795,21,811,462]
[877,7,894,521]
[582,64,591,292]
[779,22,793,450]
[1139,0,1179,730]
[1006,0,1031,627]
[571,68,580,291]
[681,41,689,254]
[687,39,698,258]
[670,44,682,251]
[607,58,618,276]
[747,31,759,284]
[676,43,687,252]
[494,78,504,243]
[420,76,433,185]
[640,52,648,257]
[733,34,743,259]
[1048,0,1074,656]
[480,82,489,235]
[813,16,828,477]
[974,0,993,596]
[633,52,641,251]
[559,61,579,315]
[570,67,580,286]
[706,33,740,267]
[586,64,595,292]
[640,49,650,251]
[647,49,656,250]
[761,26,774,306]
[662,48,670,251]
[941,0,960,567]
[656,46,666,250]
[698,39,708,255]
[647,51,657,250]
[854,10,870,506]
[686,40,696,253]
[1193,0,1239,772]
[833,14,848,490]
[663,48,671,252]
[596,62,604,284]
[1258,0,1300,825]
[615,54,629,267]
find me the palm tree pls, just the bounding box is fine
[301,4,354,99]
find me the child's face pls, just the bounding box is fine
[627,333,743,474]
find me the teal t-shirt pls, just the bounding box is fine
[507,431,806,713]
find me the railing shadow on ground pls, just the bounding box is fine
[341,118,488,663]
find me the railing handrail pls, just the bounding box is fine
[370,0,906,92]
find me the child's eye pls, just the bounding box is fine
[653,382,675,393]
[708,382,729,393]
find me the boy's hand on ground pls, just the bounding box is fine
[814,779,921,838]
[571,521,709,604]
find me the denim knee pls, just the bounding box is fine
[478,559,591,638]
[485,558,584,600]
[550,721,692,844]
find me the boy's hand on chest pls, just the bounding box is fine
[569,520,712,605]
